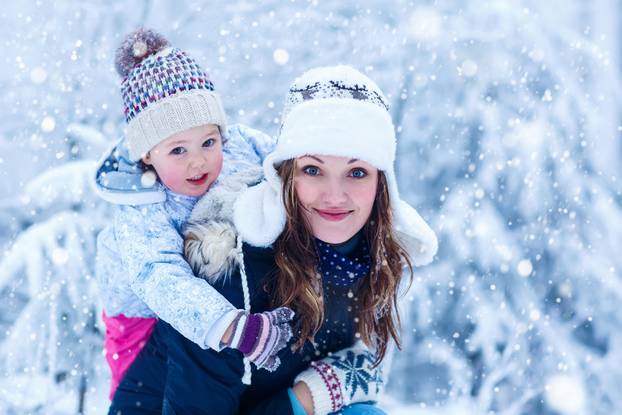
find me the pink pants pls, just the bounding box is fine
[102,312,157,400]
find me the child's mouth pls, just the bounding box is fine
[187,173,208,186]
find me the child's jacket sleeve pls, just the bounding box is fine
[223,124,276,165]
[113,203,237,350]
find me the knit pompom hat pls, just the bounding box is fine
[115,28,227,161]
[233,65,438,266]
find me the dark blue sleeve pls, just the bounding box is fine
[163,317,294,415]
[241,388,294,415]
[161,321,246,415]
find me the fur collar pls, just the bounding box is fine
[183,165,263,283]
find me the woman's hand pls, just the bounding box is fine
[292,381,314,415]
[293,341,383,415]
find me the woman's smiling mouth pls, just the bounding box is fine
[315,209,353,222]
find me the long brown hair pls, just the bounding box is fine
[270,159,413,364]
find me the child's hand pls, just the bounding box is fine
[222,307,295,371]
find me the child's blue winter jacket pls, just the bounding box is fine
[94,124,275,350]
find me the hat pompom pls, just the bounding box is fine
[115,28,170,77]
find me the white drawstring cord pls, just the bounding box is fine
[236,235,252,385]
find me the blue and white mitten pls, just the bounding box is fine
[294,341,384,415]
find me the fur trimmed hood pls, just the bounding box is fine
[184,165,263,283]
[92,123,276,206]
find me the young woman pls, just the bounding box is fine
[160,65,438,415]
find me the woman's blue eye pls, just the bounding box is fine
[303,166,321,176]
[350,168,367,178]
[170,147,186,155]
[203,138,216,148]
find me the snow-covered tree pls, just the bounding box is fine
[0,124,111,413]
[385,1,622,414]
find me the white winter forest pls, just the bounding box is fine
[1,1,621,414]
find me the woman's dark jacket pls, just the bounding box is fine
[162,243,359,415]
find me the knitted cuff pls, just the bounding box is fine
[126,89,227,161]
[247,314,274,363]
[237,313,261,355]
[225,313,246,349]
[294,360,345,415]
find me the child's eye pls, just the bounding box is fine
[203,138,217,148]
[350,168,367,178]
[302,166,321,176]
[170,147,186,155]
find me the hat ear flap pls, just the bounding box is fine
[233,181,287,247]
[393,199,438,266]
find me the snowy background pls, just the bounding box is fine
[1,1,621,414]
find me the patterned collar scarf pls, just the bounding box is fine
[315,234,371,287]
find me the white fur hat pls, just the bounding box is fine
[234,65,437,266]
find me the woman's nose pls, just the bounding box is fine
[323,179,348,204]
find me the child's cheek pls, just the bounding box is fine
[158,169,183,193]
[210,152,224,181]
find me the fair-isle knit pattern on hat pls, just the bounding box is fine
[282,76,390,123]
[121,48,216,123]
[115,28,227,161]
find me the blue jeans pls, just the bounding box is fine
[334,403,387,415]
